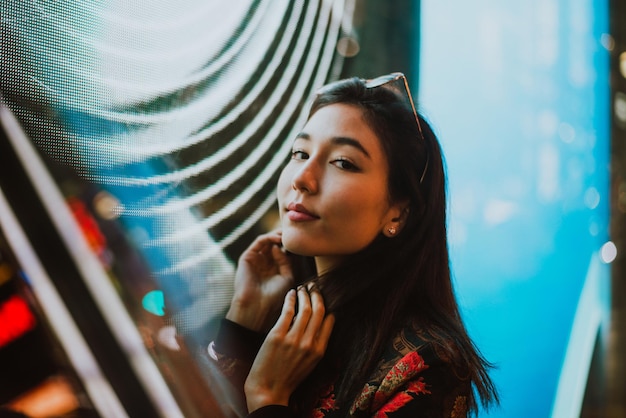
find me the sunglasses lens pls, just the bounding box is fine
[364,73,401,89]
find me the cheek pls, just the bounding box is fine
[276,166,291,203]
[350,181,389,209]
[334,187,389,227]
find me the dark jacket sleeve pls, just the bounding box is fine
[210,319,297,417]
[210,318,266,389]
[247,405,293,418]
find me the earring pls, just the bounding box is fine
[387,226,397,236]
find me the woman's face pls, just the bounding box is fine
[277,103,405,272]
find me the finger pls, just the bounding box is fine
[289,287,312,335]
[272,289,297,335]
[271,244,293,280]
[302,286,326,335]
[247,232,284,253]
[315,313,335,352]
[240,233,284,267]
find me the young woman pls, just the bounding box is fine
[208,73,498,417]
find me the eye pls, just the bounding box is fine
[291,150,309,160]
[332,158,360,171]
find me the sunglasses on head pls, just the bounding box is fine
[318,72,429,183]
[364,72,429,183]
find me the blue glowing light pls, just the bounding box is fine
[142,290,165,317]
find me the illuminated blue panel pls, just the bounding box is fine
[419,1,610,416]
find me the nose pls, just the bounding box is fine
[292,160,319,194]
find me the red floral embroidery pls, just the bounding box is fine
[319,392,336,411]
[385,352,427,386]
[405,378,430,395]
[311,384,338,417]
[372,352,429,409]
[399,351,428,374]
[311,410,325,418]
[374,377,431,417]
[375,391,414,417]
[350,383,377,413]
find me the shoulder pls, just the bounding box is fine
[349,321,471,417]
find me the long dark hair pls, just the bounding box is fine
[288,76,498,415]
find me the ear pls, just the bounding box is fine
[382,201,409,238]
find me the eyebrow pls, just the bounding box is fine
[295,132,371,159]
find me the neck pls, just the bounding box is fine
[314,255,344,275]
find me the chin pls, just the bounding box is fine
[281,229,316,256]
[282,239,310,256]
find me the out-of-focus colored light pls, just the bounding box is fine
[537,143,560,202]
[93,191,122,220]
[616,92,626,125]
[589,222,599,237]
[0,262,13,286]
[584,187,600,210]
[7,376,80,417]
[0,295,37,347]
[67,197,108,256]
[600,241,617,264]
[142,290,165,316]
[558,122,575,143]
[620,51,626,79]
[157,325,180,351]
[619,182,626,213]
[336,36,359,57]
[483,199,517,226]
[600,33,614,51]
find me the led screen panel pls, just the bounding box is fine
[419,1,610,416]
[1,1,356,415]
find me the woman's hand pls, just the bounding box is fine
[243,286,335,412]
[226,230,294,332]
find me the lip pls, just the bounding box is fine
[286,202,319,222]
